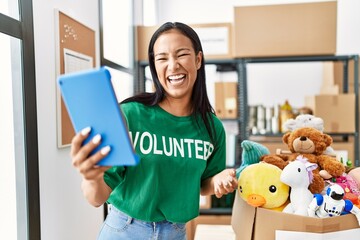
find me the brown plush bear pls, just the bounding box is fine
[261,127,345,194]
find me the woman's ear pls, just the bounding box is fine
[196,51,202,70]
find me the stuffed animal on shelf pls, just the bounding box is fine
[283,114,335,156]
[238,162,289,211]
[236,140,270,178]
[261,127,345,194]
[280,155,317,216]
[283,114,324,132]
[308,183,360,226]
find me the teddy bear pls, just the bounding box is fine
[283,114,335,156]
[261,127,345,194]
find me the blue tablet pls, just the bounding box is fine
[57,67,140,166]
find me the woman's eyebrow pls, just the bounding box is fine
[176,48,191,53]
[154,48,191,57]
[154,52,167,57]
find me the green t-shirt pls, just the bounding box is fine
[104,102,226,223]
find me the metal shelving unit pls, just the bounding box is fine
[236,55,360,167]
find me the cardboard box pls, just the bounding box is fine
[321,62,339,95]
[233,1,337,57]
[231,193,360,240]
[187,215,231,240]
[215,82,238,119]
[136,23,233,61]
[260,141,287,155]
[136,25,158,62]
[191,23,233,60]
[305,94,355,133]
[194,224,235,240]
[332,60,360,93]
[332,140,355,167]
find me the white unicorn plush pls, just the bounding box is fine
[280,155,318,216]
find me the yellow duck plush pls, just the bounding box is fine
[238,162,290,211]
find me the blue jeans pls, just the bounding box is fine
[97,205,187,240]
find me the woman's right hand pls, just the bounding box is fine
[70,127,112,207]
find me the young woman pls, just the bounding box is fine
[70,22,238,239]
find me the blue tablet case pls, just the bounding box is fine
[58,67,140,166]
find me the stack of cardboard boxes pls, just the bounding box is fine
[214,82,238,119]
[304,60,356,166]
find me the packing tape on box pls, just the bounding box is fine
[331,96,339,105]
[306,223,340,233]
[331,122,340,132]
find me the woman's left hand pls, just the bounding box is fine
[213,169,238,198]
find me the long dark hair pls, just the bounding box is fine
[122,22,217,142]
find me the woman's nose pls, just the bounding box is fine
[168,57,179,70]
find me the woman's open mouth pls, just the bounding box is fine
[167,74,185,85]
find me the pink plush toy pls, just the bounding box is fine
[330,174,360,207]
[347,167,360,206]
[348,167,360,187]
[333,175,360,196]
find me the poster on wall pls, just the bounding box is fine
[55,9,96,148]
[64,48,93,74]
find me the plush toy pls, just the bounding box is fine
[261,127,345,194]
[348,167,360,188]
[347,167,360,207]
[283,114,324,132]
[333,174,360,196]
[236,140,270,178]
[238,162,289,211]
[308,183,360,226]
[280,155,317,216]
[283,114,335,156]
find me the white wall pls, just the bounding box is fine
[156,0,360,108]
[32,1,103,239]
[337,0,360,54]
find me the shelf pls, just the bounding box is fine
[237,55,359,167]
[218,118,238,122]
[249,132,357,138]
[138,58,237,67]
[240,54,359,63]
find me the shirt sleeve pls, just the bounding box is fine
[201,117,226,181]
[103,166,126,190]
